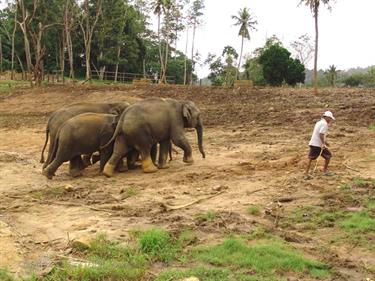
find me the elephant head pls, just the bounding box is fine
[182,101,206,158]
[109,102,130,115]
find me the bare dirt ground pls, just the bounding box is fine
[0,85,374,280]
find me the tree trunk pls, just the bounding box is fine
[190,23,196,85]
[115,46,121,82]
[162,11,170,84]
[237,35,244,80]
[60,30,66,83]
[11,8,17,80]
[157,13,164,83]
[65,0,74,80]
[313,5,319,95]
[99,51,105,80]
[183,28,189,85]
[0,36,3,73]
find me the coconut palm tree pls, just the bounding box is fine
[231,7,257,79]
[325,64,339,87]
[299,0,332,94]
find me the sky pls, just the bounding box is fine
[173,0,375,78]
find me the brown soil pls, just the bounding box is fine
[0,85,374,279]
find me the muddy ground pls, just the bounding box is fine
[0,85,374,280]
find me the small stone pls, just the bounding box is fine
[196,188,201,191]
[64,184,74,192]
[180,277,200,281]
[72,235,93,251]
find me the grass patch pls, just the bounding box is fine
[369,123,375,131]
[247,205,261,216]
[0,80,29,93]
[197,210,217,222]
[122,185,139,198]
[47,234,146,280]
[352,177,375,188]
[138,228,177,263]
[193,237,329,278]
[0,268,15,281]
[31,186,65,200]
[339,211,375,233]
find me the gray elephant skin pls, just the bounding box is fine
[42,113,120,179]
[40,102,129,169]
[102,97,205,177]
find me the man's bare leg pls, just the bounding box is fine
[305,159,313,175]
[323,158,330,173]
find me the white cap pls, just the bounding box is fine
[323,111,335,120]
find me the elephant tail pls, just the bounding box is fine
[100,110,125,150]
[49,131,60,163]
[40,128,49,163]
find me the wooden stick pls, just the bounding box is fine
[344,163,360,172]
[161,190,225,211]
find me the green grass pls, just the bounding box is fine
[123,186,139,198]
[353,177,375,188]
[197,210,217,222]
[31,186,65,200]
[247,205,261,216]
[339,211,375,233]
[138,228,177,263]
[0,268,15,281]
[369,123,375,131]
[0,80,29,93]
[193,237,329,278]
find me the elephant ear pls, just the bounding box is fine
[182,103,192,121]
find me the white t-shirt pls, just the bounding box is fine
[309,118,329,147]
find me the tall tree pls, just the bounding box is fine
[188,0,204,85]
[231,7,257,79]
[290,33,314,67]
[325,64,339,87]
[78,0,102,80]
[299,0,333,94]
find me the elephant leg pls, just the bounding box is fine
[103,135,129,177]
[127,150,140,170]
[91,152,101,164]
[69,156,83,177]
[158,140,170,169]
[82,154,92,167]
[115,158,128,172]
[151,144,158,165]
[172,136,193,164]
[99,148,112,172]
[140,148,158,173]
[42,151,67,179]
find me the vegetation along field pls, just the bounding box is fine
[0,84,374,281]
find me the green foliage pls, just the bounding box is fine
[369,123,375,131]
[243,58,266,85]
[258,42,305,86]
[194,237,329,277]
[138,228,177,263]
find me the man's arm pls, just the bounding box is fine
[319,133,328,148]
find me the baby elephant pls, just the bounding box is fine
[42,113,119,179]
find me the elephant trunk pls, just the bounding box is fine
[196,117,205,158]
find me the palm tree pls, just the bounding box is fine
[325,64,339,87]
[231,7,257,79]
[299,0,332,94]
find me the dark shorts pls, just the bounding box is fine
[308,145,332,160]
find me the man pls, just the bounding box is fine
[305,111,335,176]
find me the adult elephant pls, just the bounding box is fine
[40,102,129,169]
[42,113,120,179]
[102,97,205,177]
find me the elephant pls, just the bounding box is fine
[101,97,205,177]
[42,113,121,179]
[40,102,130,169]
